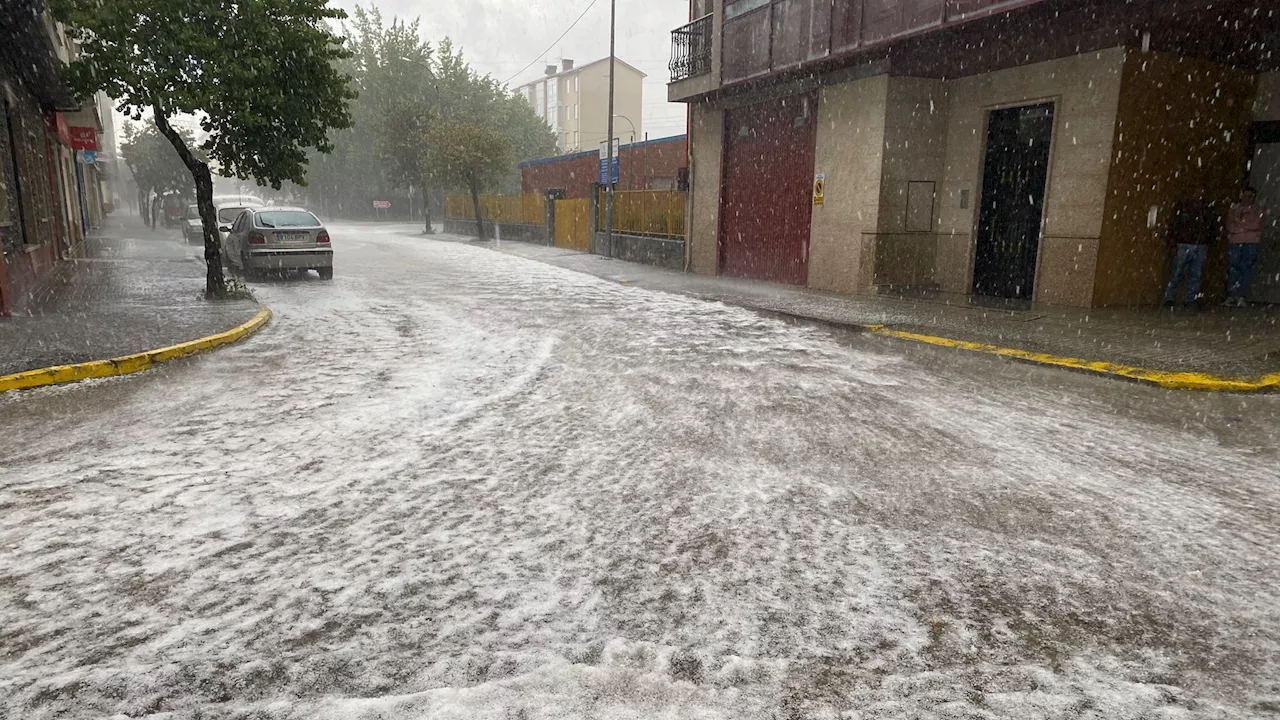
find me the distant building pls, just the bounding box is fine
[514,57,645,154]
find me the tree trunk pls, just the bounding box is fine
[422,184,434,234]
[469,176,486,241]
[153,105,224,297]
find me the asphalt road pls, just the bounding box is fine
[2,223,1279,719]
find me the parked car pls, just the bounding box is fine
[182,204,202,243]
[213,193,265,207]
[221,206,332,280]
[183,202,263,244]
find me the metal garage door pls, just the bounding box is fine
[719,92,817,285]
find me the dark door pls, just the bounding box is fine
[972,103,1054,300]
[720,92,817,285]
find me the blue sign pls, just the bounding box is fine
[82,150,97,165]
[599,156,619,185]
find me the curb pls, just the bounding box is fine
[435,234,1280,392]
[763,308,1278,391]
[0,306,273,394]
[863,326,1280,392]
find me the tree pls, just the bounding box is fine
[425,121,512,241]
[53,0,356,297]
[119,120,201,229]
[351,7,438,232]
[371,36,555,236]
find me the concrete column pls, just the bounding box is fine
[687,103,722,275]
[808,75,888,294]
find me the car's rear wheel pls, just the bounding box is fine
[318,267,333,280]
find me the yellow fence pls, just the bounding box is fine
[598,190,686,238]
[445,193,543,225]
[554,199,590,251]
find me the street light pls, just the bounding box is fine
[605,0,616,258]
[613,115,636,146]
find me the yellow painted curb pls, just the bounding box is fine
[868,326,1280,392]
[0,306,273,394]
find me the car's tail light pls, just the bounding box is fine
[316,230,330,244]
[248,232,266,245]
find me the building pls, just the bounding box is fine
[0,2,108,315]
[515,57,645,153]
[667,0,1279,307]
[521,134,689,199]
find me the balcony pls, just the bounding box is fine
[669,14,713,82]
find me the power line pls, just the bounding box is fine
[502,0,602,86]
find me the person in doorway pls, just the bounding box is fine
[1163,189,1219,308]
[1225,186,1264,307]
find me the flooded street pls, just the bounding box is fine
[2,225,1279,719]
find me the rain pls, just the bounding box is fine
[1,1,1278,718]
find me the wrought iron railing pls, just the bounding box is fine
[669,14,713,82]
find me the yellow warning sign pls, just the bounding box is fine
[813,173,825,206]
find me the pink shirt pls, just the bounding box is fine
[1227,202,1264,244]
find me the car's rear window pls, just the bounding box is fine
[217,207,249,223]
[255,211,320,228]
[185,205,200,219]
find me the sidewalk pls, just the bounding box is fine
[0,215,261,376]
[479,238,1280,384]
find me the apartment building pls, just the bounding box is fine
[515,57,645,153]
[667,0,1279,307]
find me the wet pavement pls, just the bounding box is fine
[0,215,260,376]
[2,222,1279,719]
[489,239,1280,379]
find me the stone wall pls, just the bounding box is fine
[443,219,550,245]
[592,232,686,271]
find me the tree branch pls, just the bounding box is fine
[151,103,201,173]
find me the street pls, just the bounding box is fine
[2,223,1279,718]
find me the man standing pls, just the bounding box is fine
[1163,189,1218,308]
[1225,186,1264,307]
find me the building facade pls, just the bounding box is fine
[668,0,1279,307]
[515,57,646,154]
[0,2,108,315]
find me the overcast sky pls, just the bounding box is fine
[330,0,691,141]
[111,1,690,160]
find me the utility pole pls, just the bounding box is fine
[604,0,616,258]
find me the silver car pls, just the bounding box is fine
[221,206,333,280]
[186,203,261,245]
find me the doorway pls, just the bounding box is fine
[719,92,817,285]
[1247,121,1280,303]
[972,103,1055,300]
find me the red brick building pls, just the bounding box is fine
[521,135,689,199]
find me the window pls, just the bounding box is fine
[255,210,320,228]
[575,104,579,120]
[724,0,768,20]
[218,206,249,223]
[185,204,200,219]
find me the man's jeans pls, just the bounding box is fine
[1227,242,1260,300]
[1164,243,1208,304]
